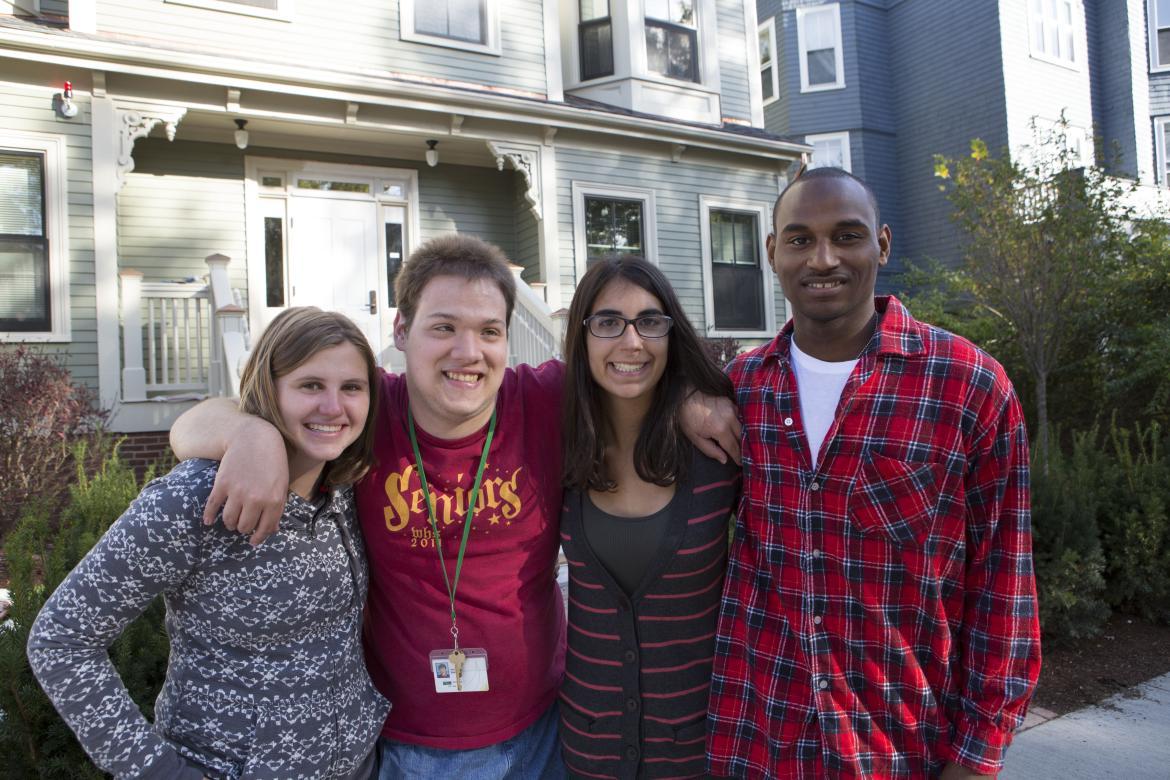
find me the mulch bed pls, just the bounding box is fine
[1033,614,1170,715]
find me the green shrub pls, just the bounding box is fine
[1030,428,1111,639]
[0,447,166,779]
[1098,421,1170,623]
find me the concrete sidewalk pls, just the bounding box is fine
[1001,672,1170,779]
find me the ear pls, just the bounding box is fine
[877,224,892,267]
[393,311,408,350]
[765,233,779,275]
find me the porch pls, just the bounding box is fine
[108,253,564,433]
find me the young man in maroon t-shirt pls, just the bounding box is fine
[171,234,739,778]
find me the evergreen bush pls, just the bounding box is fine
[0,447,166,779]
[1098,421,1170,623]
[1029,428,1111,639]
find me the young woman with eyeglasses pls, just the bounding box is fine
[557,255,741,779]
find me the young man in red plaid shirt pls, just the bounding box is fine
[707,168,1041,779]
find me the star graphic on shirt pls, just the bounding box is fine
[487,515,500,526]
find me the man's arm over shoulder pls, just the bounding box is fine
[170,398,288,544]
[950,372,1041,774]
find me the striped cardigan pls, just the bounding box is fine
[559,451,740,780]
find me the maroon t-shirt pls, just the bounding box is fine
[355,361,566,749]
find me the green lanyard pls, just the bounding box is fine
[407,406,497,644]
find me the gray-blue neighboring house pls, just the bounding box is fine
[0,0,806,438]
[753,0,1170,287]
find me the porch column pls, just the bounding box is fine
[91,97,186,410]
[538,142,562,308]
[119,270,147,402]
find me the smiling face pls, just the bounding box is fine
[275,341,371,498]
[586,278,670,414]
[768,174,891,359]
[394,274,508,439]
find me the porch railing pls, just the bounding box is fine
[509,267,564,367]
[119,254,250,401]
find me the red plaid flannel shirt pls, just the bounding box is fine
[707,297,1041,779]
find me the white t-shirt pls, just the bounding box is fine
[790,337,858,466]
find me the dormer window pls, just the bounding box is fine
[580,0,615,80]
[644,0,698,82]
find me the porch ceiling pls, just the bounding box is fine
[174,109,502,170]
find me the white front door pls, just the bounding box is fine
[288,196,382,352]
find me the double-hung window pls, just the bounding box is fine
[759,18,779,104]
[580,0,614,80]
[401,0,499,54]
[1,133,69,340]
[645,0,698,82]
[1152,0,1170,70]
[1028,0,1077,66]
[796,3,844,92]
[164,0,292,21]
[572,182,658,277]
[700,197,772,335]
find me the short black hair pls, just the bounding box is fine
[772,166,881,230]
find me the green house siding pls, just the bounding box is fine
[93,0,549,96]
[555,144,781,333]
[0,80,98,387]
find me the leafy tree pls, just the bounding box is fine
[931,119,1142,467]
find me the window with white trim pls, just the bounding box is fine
[579,0,615,80]
[806,132,851,171]
[164,0,292,21]
[572,182,658,279]
[400,0,500,54]
[0,133,69,341]
[796,3,844,92]
[1028,0,1077,66]
[644,0,698,82]
[699,197,773,336]
[758,17,779,105]
[1157,117,1170,186]
[1151,0,1170,70]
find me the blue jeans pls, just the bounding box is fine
[377,701,565,780]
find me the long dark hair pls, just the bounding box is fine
[561,255,733,491]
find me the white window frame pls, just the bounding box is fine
[571,181,658,284]
[805,131,852,172]
[796,3,844,93]
[1,131,70,342]
[1150,0,1170,73]
[1156,117,1170,186]
[699,196,775,338]
[400,0,501,56]
[758,17,779,106]
[1027,0,1079,69]
[164,0,293,22]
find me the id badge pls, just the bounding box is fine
[429,648,489,693]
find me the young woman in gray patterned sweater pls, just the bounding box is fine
[558,256,741,779]
[28,307,389,780]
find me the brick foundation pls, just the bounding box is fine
[116,431,177,479]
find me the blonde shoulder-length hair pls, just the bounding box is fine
[237,307,380,488]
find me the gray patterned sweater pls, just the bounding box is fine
[27,459,389,779]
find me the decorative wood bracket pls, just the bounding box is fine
[114,102,187,190]
[487,141,542,221]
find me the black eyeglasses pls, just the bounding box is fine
[584,313,674,339]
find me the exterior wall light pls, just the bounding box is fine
[234,119,249,150]
[57,81,79,119]
[425,139,439,167]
